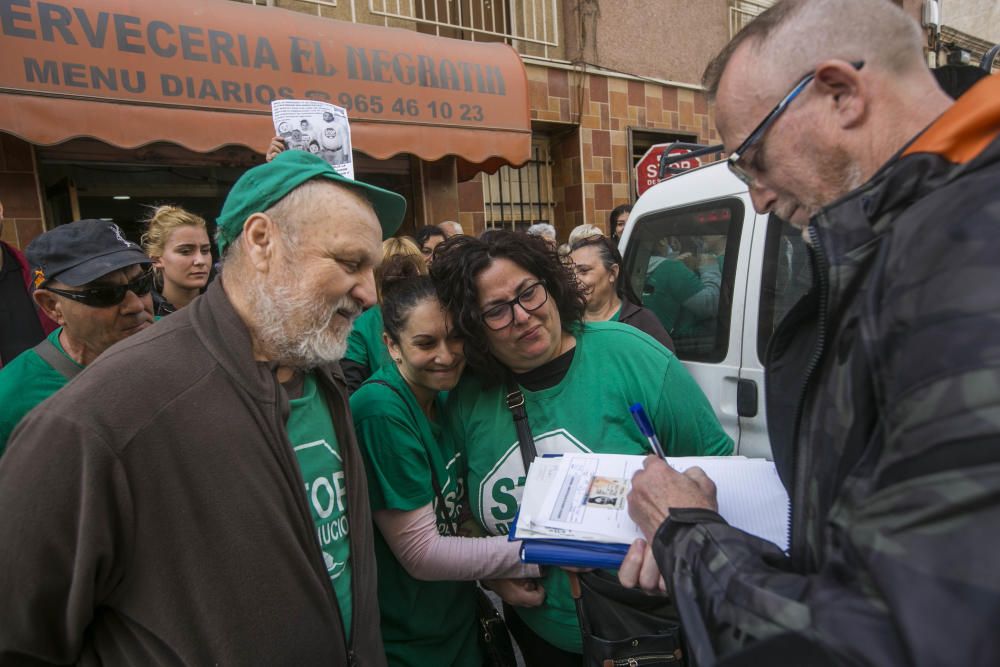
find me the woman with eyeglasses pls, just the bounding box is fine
[415,225,447,266]
[141,205,212,316]
[569,234,675,352]
[430,231,732,665]
[350,255,542,667]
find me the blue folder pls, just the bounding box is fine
[509,509,631,569]
[519,539,630,569]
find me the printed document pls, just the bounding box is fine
[515,453,790,552]
[271,100,354,178]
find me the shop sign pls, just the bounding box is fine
[0,0,527,131]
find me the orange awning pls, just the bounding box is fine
[0,0,531,170]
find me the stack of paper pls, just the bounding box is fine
[512,453,790,568]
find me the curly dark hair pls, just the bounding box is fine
[430,230,586,381]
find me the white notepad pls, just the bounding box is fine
[516,454,790,552]
[666,456,790,552]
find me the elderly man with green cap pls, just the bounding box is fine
[0,151,405,666]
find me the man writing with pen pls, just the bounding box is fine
[619,1,1000,665]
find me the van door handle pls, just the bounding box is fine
[737,379,758,418]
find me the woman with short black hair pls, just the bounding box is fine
[414,225,447,265]
[430,231,731,665]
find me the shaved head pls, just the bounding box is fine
[704,0,925,102]
[702,0,952,234]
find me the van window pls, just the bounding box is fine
[757,215,813,360]
[622,200,744,362]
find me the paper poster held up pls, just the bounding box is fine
[272,100,354,180]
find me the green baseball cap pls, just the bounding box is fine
[215,150,406,255]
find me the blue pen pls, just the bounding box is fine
[629,403,666,458]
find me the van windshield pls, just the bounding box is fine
[622,199,745,362]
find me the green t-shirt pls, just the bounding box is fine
[643,258,704,334]
[286,372,353,641]
[351,363,480,667]
[0,328,79,455]
[443,321,733,653]
[344,306,391,374]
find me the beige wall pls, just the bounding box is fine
[942,0,1000,44]
[563,0,731,86]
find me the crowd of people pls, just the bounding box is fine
[0,0,999,664]
[0,144,721,665]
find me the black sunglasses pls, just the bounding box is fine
[44,269,155,308]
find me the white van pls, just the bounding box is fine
[619,161,812,459]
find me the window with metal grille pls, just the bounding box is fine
[368,0,560,51]
[729,0,774,38]
[240,0,338,17]
[483,139,555,232]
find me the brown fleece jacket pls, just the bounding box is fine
[0,279,385,666]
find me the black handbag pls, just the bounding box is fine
[474,586,518,667]
[368,378,518,667]
[570,570,686,666]
[504,377,688,667]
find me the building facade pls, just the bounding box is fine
[0,0,995,249]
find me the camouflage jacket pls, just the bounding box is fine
[653,75,1000,666]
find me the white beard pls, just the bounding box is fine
[249,270,360,369]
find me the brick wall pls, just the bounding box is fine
[0,135,44,251]
[526,63,719,239]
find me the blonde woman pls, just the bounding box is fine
[141,206,212,316]
[567,223,604,247]
[342,236,426,393]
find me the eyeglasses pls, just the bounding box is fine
[480,280,548,330]
[44,269,154,308]
[728,60,864,187]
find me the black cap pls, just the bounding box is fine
[26,220,151,288]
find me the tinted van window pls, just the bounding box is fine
[757,215,813,360]
[622,200,744,362]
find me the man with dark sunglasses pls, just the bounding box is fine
[0,219,154,453]
[619,0,1000,665]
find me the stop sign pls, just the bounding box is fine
[635,144,701,196]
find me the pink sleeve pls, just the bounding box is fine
[373,504,541,581]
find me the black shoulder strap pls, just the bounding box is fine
[32,337,82,381]
[367,379,458,535]
[505,374,538,472]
